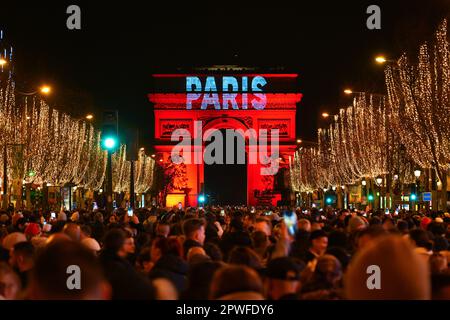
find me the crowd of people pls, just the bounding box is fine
[0,203,450,300]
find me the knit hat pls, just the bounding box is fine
[2,232,27,250]
[24,223,41,237]
[420,217,432,230]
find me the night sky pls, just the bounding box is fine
[1,0,449,149]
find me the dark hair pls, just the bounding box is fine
[102,228,127,253]
[13,241,35,260]
[184,261,223,300]
[203,242,223,262]
[396,219,409,233]
[251,231,268,249]
[30,240,106,299]
[228,246,262,270]
[152,236,182,257]
[409,229,433,251]
[327,231,348,249]
[209,265,263,299]
[310,229,327,241]
[182,218,205,238]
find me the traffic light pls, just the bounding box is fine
[101,110,119,151]
[368,194,374,201]
[325,196,333,205]
[198,195,206,204]
[410,193,417,201]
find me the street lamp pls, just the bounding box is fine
[40,85,51,95]
[376,176,383,186]
[375,56,387,64]
[414,169,422,178]
[321,112,330,118]
[0,58,7,66]
[344,89,353,95]
[296,139,302,144]
[86,114,94,120]
[361,179,367,186]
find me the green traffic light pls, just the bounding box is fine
[410,194,417,201]
[102,136,117,150]
[368,194,374,201]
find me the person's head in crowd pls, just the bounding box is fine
[434,236,449,252]
[63,223,81,242]
[81,237,101,255]
[355,225,386,251]
[209,265,264,300]
[136,247,153,274]
[429,253,448,275]
[70,211,79,222]
[265,257,305,300]
[182,218,206,245]
[9,241,35,273]
[80,225,92,240]
[344,235,430,299]
[297,219,311,233]
[382,217,395,231]
[156,221,170,238]
[409,229,433,251]
[151,236,183,263]
[326,247,350,270]
[243,213,256,231]
[229,218,244,233]
[24,223,41,240]
[0,262,22,299]
[369,216,382,226]
[311,254,342,287]
[2,232,27,251]
[108,214,118,224]
[327,230,348,250]
[228,246,262,270]
[94,212,104,224]
[309,230,328,257]
[57,211,67,222]
[251,231,270,256]
[348,216,366,233]
[420,216,432,230]
[187,246,208,264]
[428,221,446,237]
[102,228,129,258]
[183,261,223,300]
[203,242,223,262]
[254,218,272,237]
[152,278,178,300]
[396,219,409,234]
[29,240,111,299]
[45,233,72,247]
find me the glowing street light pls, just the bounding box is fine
[361,179,367,186]
[296,139,302,144]
[414,169,422,178]
[375,55,387,64]
[86,114,94,120]
[40,85,51,95]
[321,112,330,118]
[344,89,353,95]
[376,176,383,186]
[0,58,7,66]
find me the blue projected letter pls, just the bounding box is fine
[222,76,238,109]
[251,76,267,110]
[186,77,202,109]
